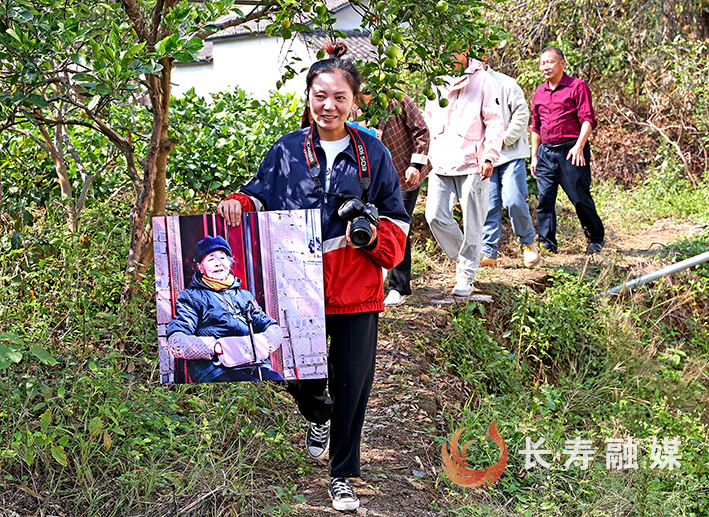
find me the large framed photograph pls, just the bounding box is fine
[153,210,327,385]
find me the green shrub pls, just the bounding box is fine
[507,271,606,372]
[441,303,526,393]
[168,88,302,200]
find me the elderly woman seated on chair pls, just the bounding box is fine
[167,235,284,383]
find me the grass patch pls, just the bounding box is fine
[594,154,709,230]
[434,261,709,516]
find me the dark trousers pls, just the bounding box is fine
[387,187,420,295]
[285,312,378,478]
[535,142,604,250]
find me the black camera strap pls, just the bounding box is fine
[303,124,372,202]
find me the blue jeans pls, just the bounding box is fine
[482,159,536,259]
[535,142,604,250]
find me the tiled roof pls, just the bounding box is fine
[301,30,377,62]
[193,41,213,63]
[206,0,355,41]
[178,29,376,67]
[180,1,377,65]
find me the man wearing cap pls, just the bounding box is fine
[531,46,605,255]
[167,235,284,383]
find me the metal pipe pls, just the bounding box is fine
[599,250,709,297]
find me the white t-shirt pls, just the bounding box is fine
[319,135,351,193]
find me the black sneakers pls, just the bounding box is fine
[328,477,360,511]
[305,421,330,461]
[586,242,603,255]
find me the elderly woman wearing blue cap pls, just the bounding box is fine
[166,235,284,383]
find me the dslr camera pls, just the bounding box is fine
[338,197,380,247]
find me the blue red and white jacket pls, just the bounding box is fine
[225,126,409,315]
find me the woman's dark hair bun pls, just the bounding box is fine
[305,40,360,98]
[323,41,348,59]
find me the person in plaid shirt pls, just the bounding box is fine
[356,93,430,305]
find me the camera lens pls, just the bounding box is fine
[350,216,372,247]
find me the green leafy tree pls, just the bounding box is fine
[1,0,503,302]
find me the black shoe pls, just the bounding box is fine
[328,477,360,511]
[305,421,330,460]
[540,242,558,254]
[586,242,603,255]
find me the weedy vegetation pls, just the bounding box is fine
[426,156,709,516]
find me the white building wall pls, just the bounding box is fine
[172,36,316,100]
[171,5,365,100]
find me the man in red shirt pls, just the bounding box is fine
[531,46,605,255]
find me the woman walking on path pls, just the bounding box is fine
[217,42,409,511]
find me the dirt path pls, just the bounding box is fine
[290,216,704,516]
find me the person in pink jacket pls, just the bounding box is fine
[424,53,504,297]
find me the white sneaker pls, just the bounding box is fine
[522,243,540,268]
[451,279,473,297]
[384,289,407,306]
[329,477,360,511]
[305,421,330,461]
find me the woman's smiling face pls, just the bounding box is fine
[198,250,232,281]
[308,71,355,141]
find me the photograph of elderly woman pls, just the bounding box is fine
[153,210,327,385]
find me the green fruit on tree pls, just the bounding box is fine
[392,105,403,115]
[391,32,404,44]
[281,19,291,29]
[369,115,379,126]
[380,98,389,108]
[370,31,382,46]
[315,3,327,15]
[386,73,398,83]
[435,0,449,13]
[423,86,435,100]
[439,98,449,108]
[281,28,292,39]
[433,77,445,86]
[384,56,398,68]
[376,1,386,12]
[387,89,396,99]
[394,91,405,101]
[385,44,399,58]
[378,92,388,104]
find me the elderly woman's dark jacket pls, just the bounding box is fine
[167,274,276,383]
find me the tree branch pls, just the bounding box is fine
[191,1,279,40]
[7,128,50,154]
[63,133,89,183]
[613,100,696,187]
[75,152,116,220]
[148,0,166,46]
[121,0,149,42]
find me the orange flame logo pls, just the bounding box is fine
[441,420,508,487]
